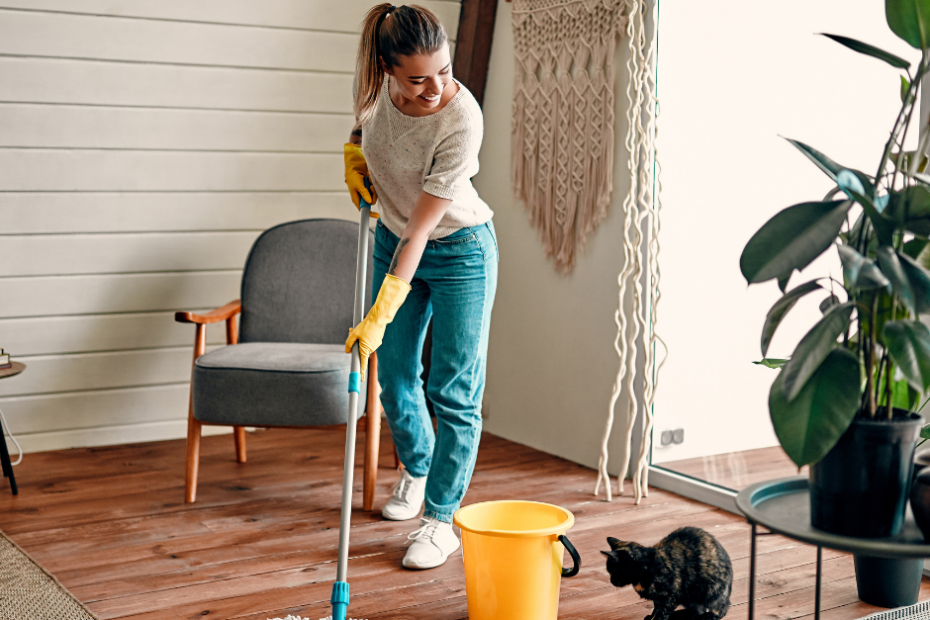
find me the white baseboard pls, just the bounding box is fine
[648,465,739,514]
[3,418,232,456]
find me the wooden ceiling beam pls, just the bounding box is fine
[452,0,499,107]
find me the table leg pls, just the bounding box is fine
[749,521,757,620]
[0,432,8,477]
[815,546,822,620]
[0,411,17,495]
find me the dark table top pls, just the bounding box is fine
[0,362,25,380]
[736,476,930,559]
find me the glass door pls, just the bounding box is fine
[650,0,915,493]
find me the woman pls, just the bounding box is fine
[343,3,497,570]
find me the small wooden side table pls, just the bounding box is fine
[0,361,25,495]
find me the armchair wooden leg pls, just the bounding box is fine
[363,352,381,512]
[185,324,206,504]
[185,414,202,504]
[233,426,247,463]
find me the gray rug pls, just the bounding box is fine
[859,601,930,620]
[0,530,97,620]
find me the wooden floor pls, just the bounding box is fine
[0,427,927,620]
[658,446,808,491]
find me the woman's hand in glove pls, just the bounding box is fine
[345,274,410,380]
[344,143,379,217]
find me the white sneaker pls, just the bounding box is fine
[402,517,461,569]
[381,468,426,521]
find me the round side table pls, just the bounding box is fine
[0,361,25,495]
[737,476,930,615]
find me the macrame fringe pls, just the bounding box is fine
[512,0,628,273]
[593,0,666,505]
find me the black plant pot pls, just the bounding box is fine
[810,411,921,538]
[810,411,923,608]
[910,468,930,539]
[853,555,923,607]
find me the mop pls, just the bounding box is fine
[324,188,373,620]
[269,190,372,620]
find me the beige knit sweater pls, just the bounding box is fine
[361,77,493,240]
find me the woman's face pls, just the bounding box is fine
[384,43,453,111]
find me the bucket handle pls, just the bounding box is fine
[558,534,581,577]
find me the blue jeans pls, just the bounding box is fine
[373,220,498,523]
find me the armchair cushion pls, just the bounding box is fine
[192,342,367,427]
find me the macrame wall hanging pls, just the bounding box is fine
[586,0,664,505]
[512,0,664,502]
[511,0,628,273]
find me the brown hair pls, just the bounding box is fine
[355,4,448,125]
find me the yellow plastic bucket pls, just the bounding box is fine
[453,500,580,620]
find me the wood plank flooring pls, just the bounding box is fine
[0,426,926,619]
[657,446,807,491]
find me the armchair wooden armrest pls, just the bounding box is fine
[175,300,241,325]
[176,299,241,348]
[177,299,246,494]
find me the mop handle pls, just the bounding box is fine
[351,183,373,330]
[332,183,372,619]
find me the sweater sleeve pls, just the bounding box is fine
[422,109,483,201]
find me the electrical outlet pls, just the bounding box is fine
[660,428,684,446]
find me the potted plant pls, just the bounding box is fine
[740,0,930,607]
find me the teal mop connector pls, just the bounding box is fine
[331,580,350,620]
[348,371,361,394]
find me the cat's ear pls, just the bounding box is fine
[601,549,621,560]
[607,537,629,550]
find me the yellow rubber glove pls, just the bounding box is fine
[345,274,410,380]
[344,143,379,218]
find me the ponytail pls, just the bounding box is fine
[355,3,448,125]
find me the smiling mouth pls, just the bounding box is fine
[420,94,441,102]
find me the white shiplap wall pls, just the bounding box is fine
[0,1,462,453]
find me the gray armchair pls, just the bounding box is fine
[175,219,385,509]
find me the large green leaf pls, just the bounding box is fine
[886,0,930,49]
[820,294,841,313]
[886,185,930,236]
[884,320,930,392]
[895,379,922,410]
[778,272,792,293]
[880,248,930,314]
[878,246,918,314]
[820,33,911,68]
[878,372,921,410]
[915,239,930,270]
[904,237,930,260]
[740,200,851,284]
[781,302,855,401]
[784,138,875,193]
[838,171,895,245]
[761,280,823,357]
[899,250,930,313]
[770,347,861,467]
[837,244,891,290]
[858,288,896,348]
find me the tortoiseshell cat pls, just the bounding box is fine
[602,526,732,620]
